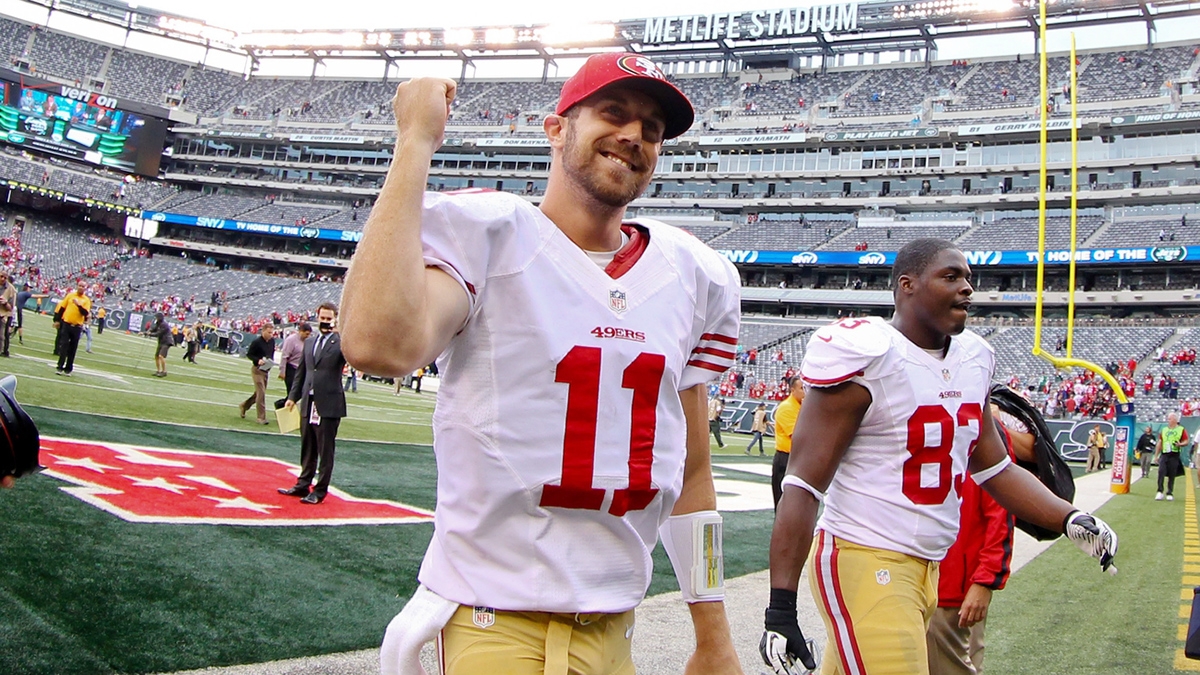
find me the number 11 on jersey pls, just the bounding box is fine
[540,346,666,517]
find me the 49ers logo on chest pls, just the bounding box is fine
[39,438,433,526]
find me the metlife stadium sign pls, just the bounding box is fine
[641,3,859,44]
[717,245,1194,266]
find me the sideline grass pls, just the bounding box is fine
[0,408,438,675]
[9,315,435,443]
[985,474,1183,674]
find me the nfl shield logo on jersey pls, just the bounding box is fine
[875,569,891,586]
[941,368,952,382]
[609,289,628,313]
[473,607,496,629]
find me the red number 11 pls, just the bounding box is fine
[539,346,666,517]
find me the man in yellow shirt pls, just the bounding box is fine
[54,280,91,376]
[770,376,804,508]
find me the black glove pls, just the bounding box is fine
[760,588,817,674]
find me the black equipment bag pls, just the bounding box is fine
[989,384,1075,541]
[0,386,39,479]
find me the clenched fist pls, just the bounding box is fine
[392,78,457,153]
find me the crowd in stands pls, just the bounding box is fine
[0,16,1195,132]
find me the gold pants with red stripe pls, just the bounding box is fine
[438,605,635,675]
[809,530,939,675]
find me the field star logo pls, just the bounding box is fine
[39,438,433,526]
[609,289,628,313]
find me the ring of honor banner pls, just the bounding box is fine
[1110,402,1136,494]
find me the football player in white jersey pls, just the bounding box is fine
[760,239,1117,675]
[340,53,744,675]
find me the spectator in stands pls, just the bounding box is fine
[54,280,90,376]
[150,313,171,377]
[0,269,15,357]
[239,324,276,425]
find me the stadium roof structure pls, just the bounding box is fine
[20,0,1200,74]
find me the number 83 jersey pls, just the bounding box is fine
[801,316,995,561]
[415,191,741,614]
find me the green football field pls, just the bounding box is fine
[0,315,1192,674]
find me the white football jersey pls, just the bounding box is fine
[416,190,741,613]
[801,316,995,561]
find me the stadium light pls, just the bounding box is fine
[403,31,431,47]
[156,16,237,44]
[444,28,475,46]
[237,31,395,49]
[484,27,517,44]
[538,23,617,46]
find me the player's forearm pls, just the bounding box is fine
[674,385,719,515]
[768,490,819,592]
[341,140,437,375]
[982,465,1074,533]
[687,600,737,653]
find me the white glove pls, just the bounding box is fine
[380,585,459,675]
[1064,511,1119,575]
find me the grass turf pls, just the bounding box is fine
[0,314,1180,674]
[984,473,1186,674]
[0,407,438,674]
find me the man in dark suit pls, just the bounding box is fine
[278,302,346,505]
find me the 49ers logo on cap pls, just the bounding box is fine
[39,438,433,526]
[617,55,667,81]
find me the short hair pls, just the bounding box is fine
[317,301,339,316]
[1168,412,1180,422]
[891,238,959,290]
[787,376,803,390]
[297,322,312,333]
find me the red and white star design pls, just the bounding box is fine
[39,438,434,526]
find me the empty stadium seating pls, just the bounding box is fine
[0,16,1192,129]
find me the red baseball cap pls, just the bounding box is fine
[556,53,694,139]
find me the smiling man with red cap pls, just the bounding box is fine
[342,53,743,675]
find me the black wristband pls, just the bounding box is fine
[768,587,798,613]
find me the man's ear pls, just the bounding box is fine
[544,114,567,149]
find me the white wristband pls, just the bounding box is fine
[659,510,724,603]
[970,455,1012,484]
[781,474,826,503]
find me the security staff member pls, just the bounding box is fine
[771,376,804,508]
[54,280,91,376]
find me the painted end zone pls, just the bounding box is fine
[38,437,434,526]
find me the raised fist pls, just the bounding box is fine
[392,78,457,153]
